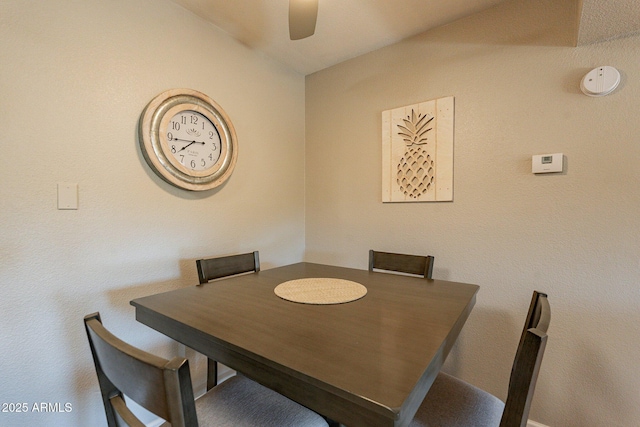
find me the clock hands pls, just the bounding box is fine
[179,141,204,151]
[172,137,206,151]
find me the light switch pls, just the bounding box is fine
[532,153,563,174]
[57,183,78,210]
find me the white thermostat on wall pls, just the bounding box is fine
[532,153,563,174]
[580,66,620,97]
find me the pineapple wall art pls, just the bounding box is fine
[382,96,454,202]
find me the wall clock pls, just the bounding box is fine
[139,88,238,191]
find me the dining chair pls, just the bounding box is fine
[368,249,435,279]
[410,291,551,427]
[196,250,260,284]
[84,312,329,427]
[195,250,260,390]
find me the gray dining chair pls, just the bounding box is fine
[410,291,551,427]
[84,312,328,427]
[196,251,260,284]
[195,250,260,390]
[369,249,435,279]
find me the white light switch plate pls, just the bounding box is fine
[57,183,78,210]
[532,153,563,174]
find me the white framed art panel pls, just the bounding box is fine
[382,96,454,202]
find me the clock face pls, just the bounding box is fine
[139,89,238,191]
[166,110,222,172]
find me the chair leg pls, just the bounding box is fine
[324,417,343,427]
[206,358,218,390]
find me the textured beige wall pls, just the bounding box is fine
[305,0,640,426]
[0,0,305,425]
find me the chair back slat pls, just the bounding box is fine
[110,395,146,427]
[369,250,434,279]
[84,313,198,427]
[197,251,260,284]
[499,292,550,427]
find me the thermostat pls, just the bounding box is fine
[532,153,563,174]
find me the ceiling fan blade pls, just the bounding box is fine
[289,0,318,40]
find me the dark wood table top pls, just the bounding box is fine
[130,262,479,427]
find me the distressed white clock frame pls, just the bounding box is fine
[382,96,454,202]
[139,88,238,191]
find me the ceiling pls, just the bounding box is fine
[577,0,640,45]
[169,0,640,75]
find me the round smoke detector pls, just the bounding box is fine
[581,66,620,97]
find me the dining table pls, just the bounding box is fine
[130,262,479,427]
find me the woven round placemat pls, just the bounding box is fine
[274,278,367,305]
